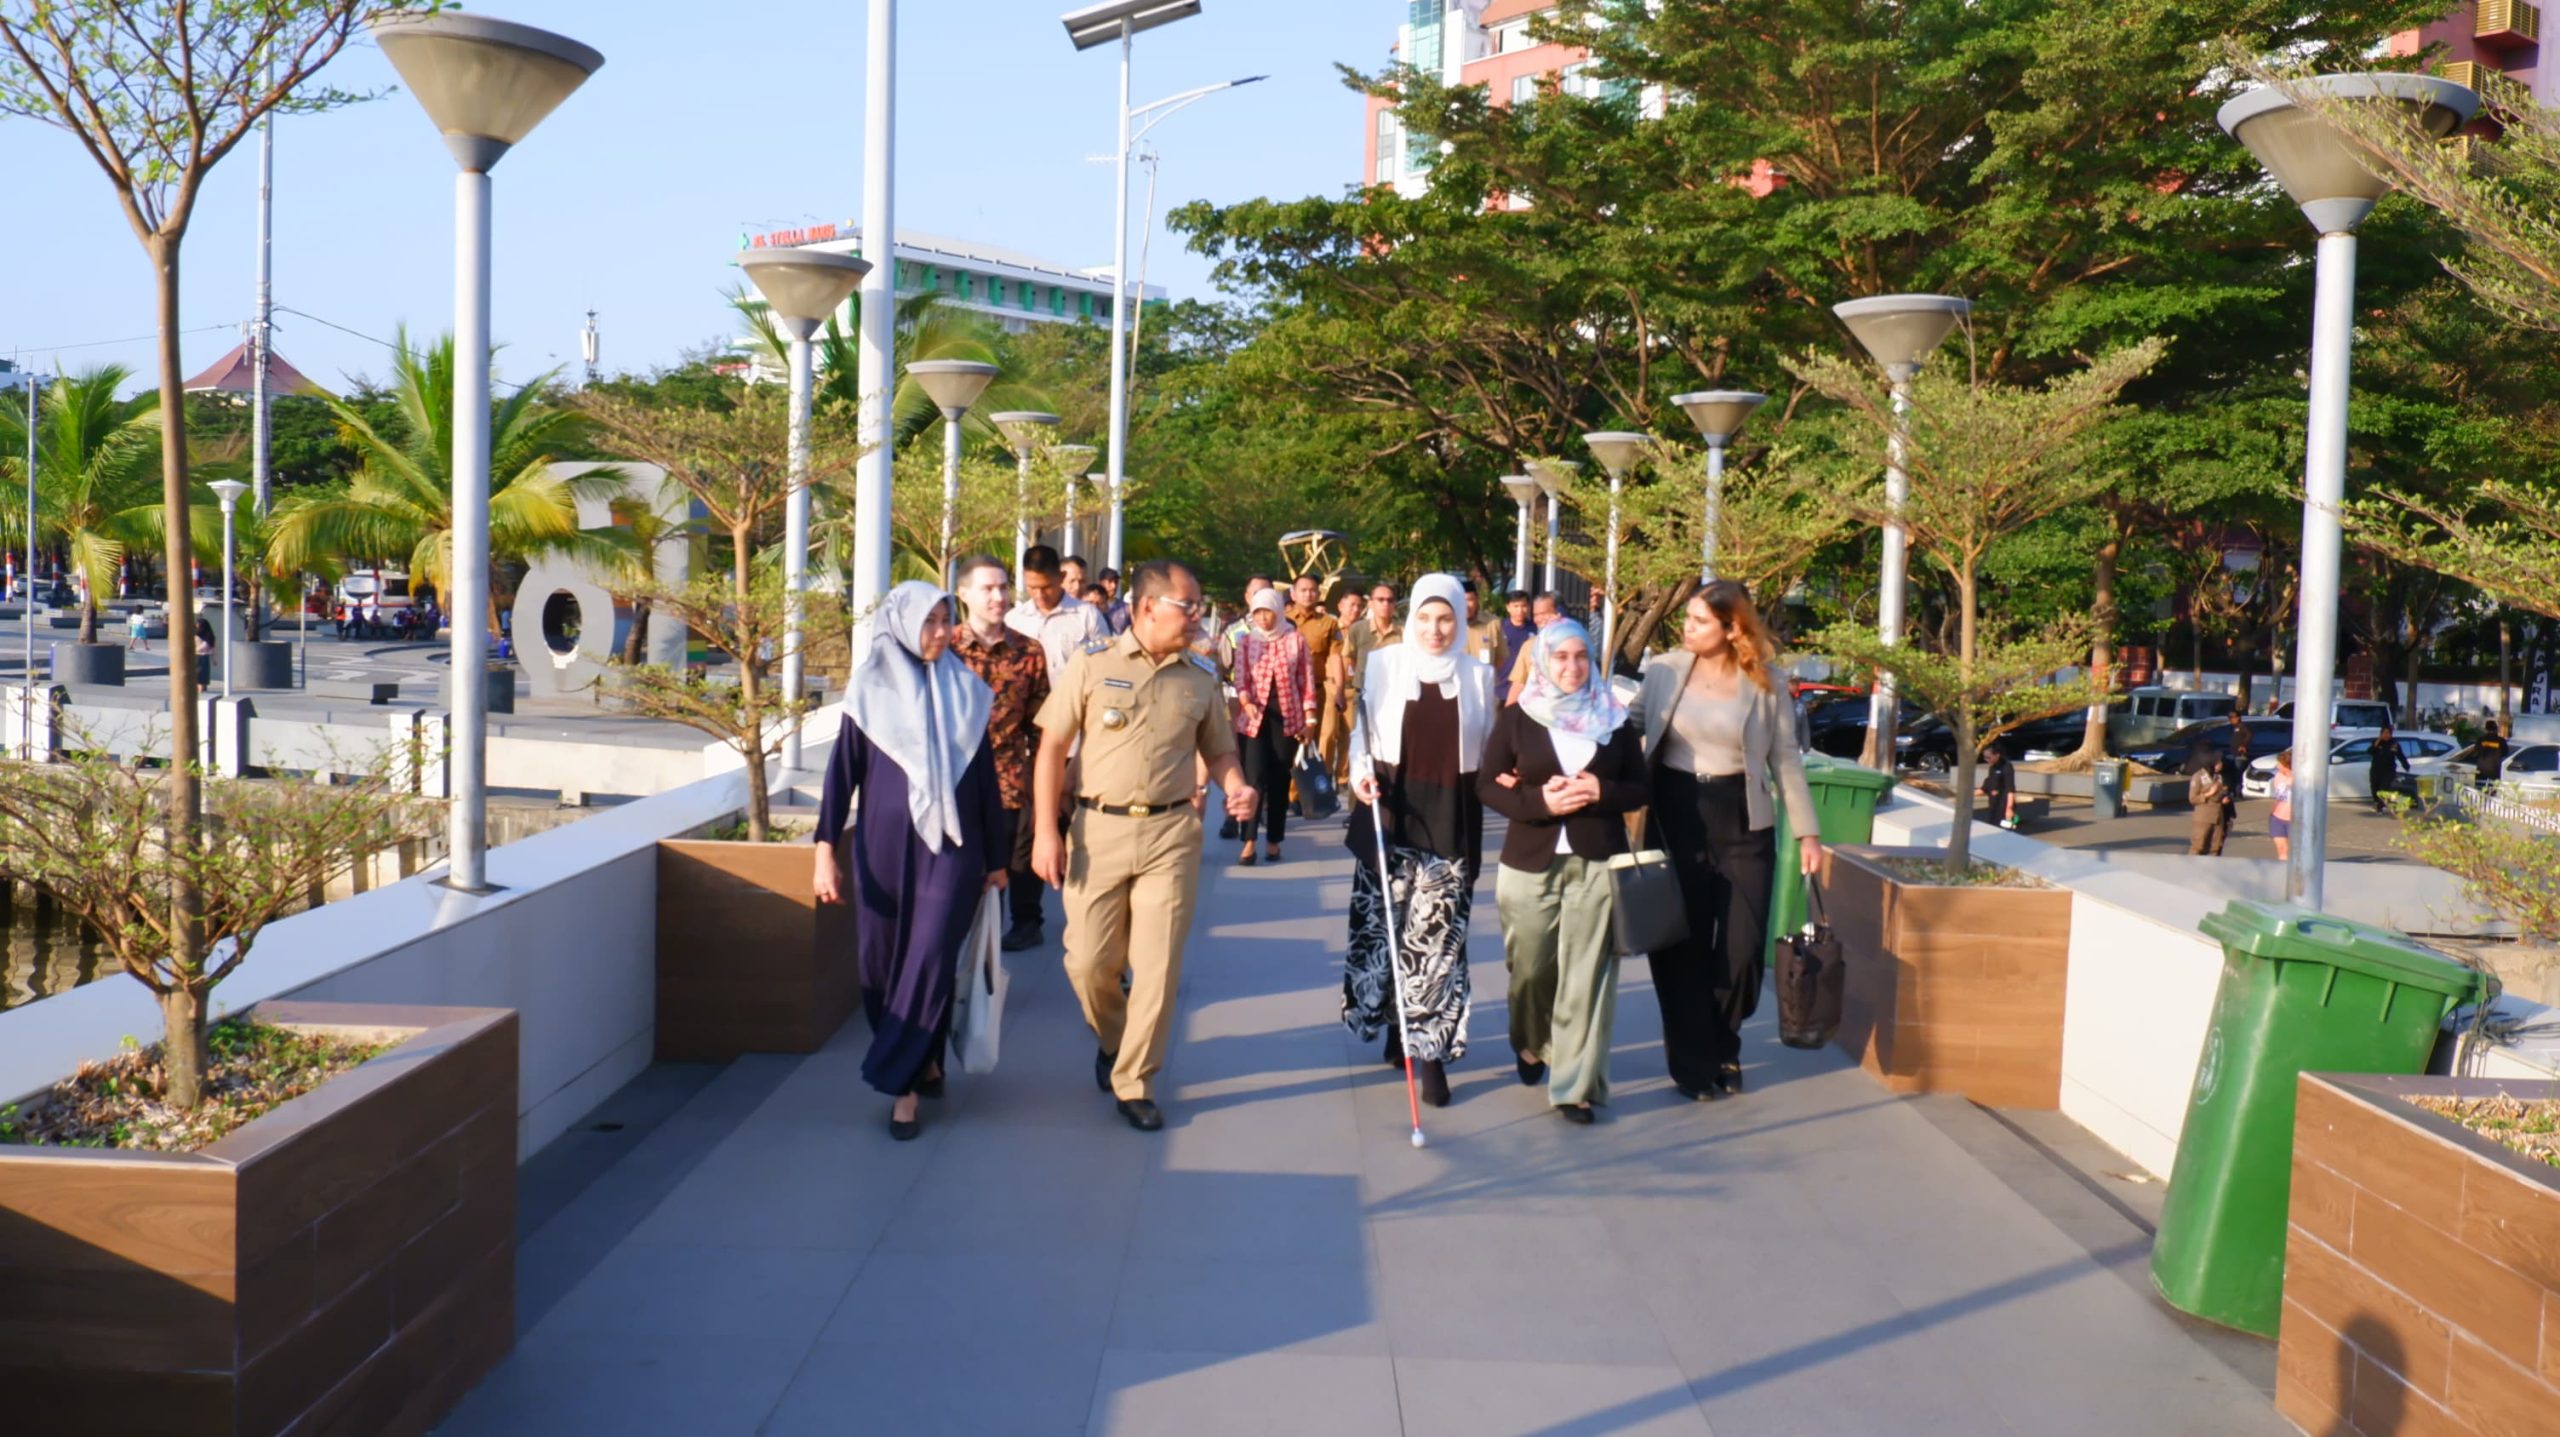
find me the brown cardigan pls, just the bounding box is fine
[1476,705,1649,872]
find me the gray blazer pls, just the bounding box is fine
[1625,650,1819,835]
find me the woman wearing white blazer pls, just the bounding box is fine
[1343,573,1494,1107]
[1625,580,1823,1101]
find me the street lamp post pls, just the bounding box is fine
[908,360,1001,584]
[209,480,248,698]
[1083,471,1113,560]
[1527,458,1576,595]
[1671,390,1767,582]
[1833,293,1972,772]
[1052,444,1099,558]
[1063,1,1261,574]
[373,11,602,894]
[12,369,43,757]
[2219,72,2476,911]
[990,412,1062,581]
[1500,475,1539,595]
[740,246,874,776]
[1582,433,1651,665]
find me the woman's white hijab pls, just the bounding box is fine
[1358,572,1491,771]
[847,580,991,853]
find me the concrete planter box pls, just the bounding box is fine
[235,641,293,691]
[0,1002,517,1437]
[52,642,125,687]
[2277,1073,2560,1437]
[655,838,856,1062]
[1826,844,2075,1109]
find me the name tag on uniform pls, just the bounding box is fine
[1103,678,1135,689]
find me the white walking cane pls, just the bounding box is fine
[1358,692,1429,1150]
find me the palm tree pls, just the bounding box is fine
[264,331,629,634]
[0,365,163,644]
[729,288,1057,446]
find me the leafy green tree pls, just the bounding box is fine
[0,0,429,955]
[263,332,628,633]
[1797,339,2161,874]
[0,365,161,643]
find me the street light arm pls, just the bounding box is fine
[1129,74,1264,145]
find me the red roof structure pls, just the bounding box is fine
[182,341,330,398]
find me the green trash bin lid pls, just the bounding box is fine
[1802,754,1898,794]
[2197,900,2482,1000]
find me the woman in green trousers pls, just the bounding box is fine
[1478,619,1648,1123]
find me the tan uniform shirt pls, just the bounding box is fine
[1292,605,1341,681]
[1037,632,1237,809]
[1468,615,1506,673]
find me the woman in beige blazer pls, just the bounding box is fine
[1625,580,1822,1101]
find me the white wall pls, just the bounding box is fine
[1868,790,2560,1177]
[0,763,762,1160]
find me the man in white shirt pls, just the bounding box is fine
[1007,544,1104,681]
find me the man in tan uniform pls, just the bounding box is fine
[1033,559,1257,1131]
[1286,572,1343,794]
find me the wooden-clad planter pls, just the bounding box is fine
[1825,844,2074,1110]
[655,838,857,1062]
[0,1002,517,1437]
[2277,1073,2560,1437]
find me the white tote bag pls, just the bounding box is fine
[951,890,1008,1074]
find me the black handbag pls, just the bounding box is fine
[1776,874,1846,1049]
[1293,750,1340,821]
[1604,849,1690,958]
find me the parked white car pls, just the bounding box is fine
[2240,732,2461,800]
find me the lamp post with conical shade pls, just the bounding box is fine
[1671,390,1767,582]
[991,412,1062,583]
[909,360,1001,584]
[1582,432,1653,664]
[209,480,248,698]
[2218,72,2475,911]
[1500,475,1539,594]
[1052,443,1099,558]
[1833,293,1970,772]
[1527,458,1577,595]
[740,246,872,776]
[372,11,602,894]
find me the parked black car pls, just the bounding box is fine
[2119,716,2293,773]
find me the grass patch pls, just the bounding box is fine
[0,1021,390,1152]
[2410,1093,2560,1171]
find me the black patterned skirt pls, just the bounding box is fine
[1341,845,1474,1062]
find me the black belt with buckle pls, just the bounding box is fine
[1078,797,1180,817]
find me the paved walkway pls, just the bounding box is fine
[437,812,2290,1437]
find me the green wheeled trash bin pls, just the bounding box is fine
[1765,754,1898,967]
[2149,901,2486,1335]
[2091,758,2126,821]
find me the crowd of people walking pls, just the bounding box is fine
[806,556,1826,1139]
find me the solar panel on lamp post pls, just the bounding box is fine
[1832,293,1971,774]
[2218,71,2475,911]
[372,11,602,894]
[740,247,873,776]
[1670,390,1768,582]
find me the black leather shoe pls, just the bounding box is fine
[1716,1062,1745,1094]
[1675,1082,1708,1102]
[1095,1049,1117,1093]
[999,922,1041,953]
[1116,1098,1164,1132]
[1555,1103,1595,1125]
[1416,1058,1451,1108]
[889,1115,921,1142]
[1516,1053,1547,1086]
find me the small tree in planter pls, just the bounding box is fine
[1794,339,2162,877]
[577,389,864,840]
[0,741,434,1112]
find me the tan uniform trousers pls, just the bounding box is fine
[1063,803,1205,1101]
[1321,681,1353,784]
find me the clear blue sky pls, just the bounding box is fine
[3,0,1392,396]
